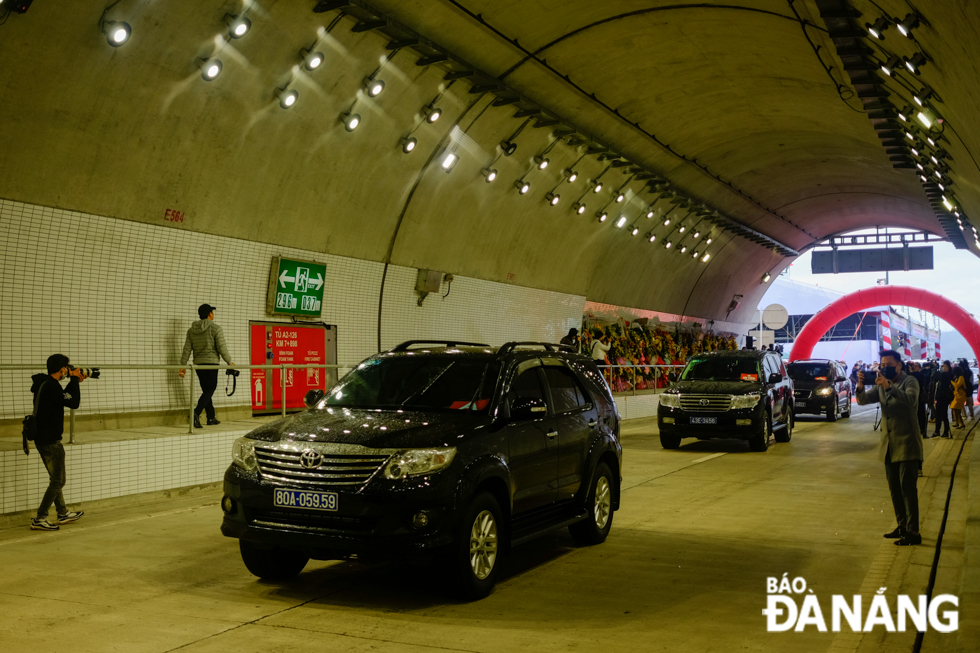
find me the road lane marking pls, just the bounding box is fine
[691,453,727,464]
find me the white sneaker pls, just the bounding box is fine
[57,511,84,524]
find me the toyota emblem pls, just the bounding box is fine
[700,399,710,406]
[300,450,323,469]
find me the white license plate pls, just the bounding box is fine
[690,417,717,425]
[797,401,806,408]
[273,489,338,512]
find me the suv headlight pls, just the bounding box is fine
[384,448,456,480]
[232,437,258,471]
[659,393,681,408]
[731,393,762,410]
[815,386,833,396]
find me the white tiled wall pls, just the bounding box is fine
[0,431,245,515]
[0,198,585,420]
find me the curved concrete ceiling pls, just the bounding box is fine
[0,0,976,325]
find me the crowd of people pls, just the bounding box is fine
[561,322,738,392]
[850,358,976,438]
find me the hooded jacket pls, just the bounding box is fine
[29,373,81,446]
[180,320,233,366]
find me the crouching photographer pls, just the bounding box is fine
[26,354,87,531]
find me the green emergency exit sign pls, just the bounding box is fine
[266,256,326,316]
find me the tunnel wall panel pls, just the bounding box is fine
[0,198,583,420]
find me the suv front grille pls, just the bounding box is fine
[255,444,394,489]
[678,394,733,412]
[794,389,811,400]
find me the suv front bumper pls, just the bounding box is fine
[657,405,765,439]
[220,464,460,559]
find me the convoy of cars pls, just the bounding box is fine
[221,341,622,600]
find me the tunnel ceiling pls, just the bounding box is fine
[0,0,977,325]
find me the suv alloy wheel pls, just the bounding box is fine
[775,408,793,443]
[569,462,615,545]
[827,395,839,422]
[455,492,502,601]
[749,411,772,452]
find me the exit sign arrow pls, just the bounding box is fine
[308,273,324,290]
[279,270,296,287]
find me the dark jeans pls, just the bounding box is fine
[917,402,927,437]
[37,442,67,519]
[884,452,920,534]
[933,402,950,435]
[195,369,218,420]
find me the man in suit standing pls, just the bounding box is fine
[856,350,924,546]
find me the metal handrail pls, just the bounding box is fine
[1,363,353,441]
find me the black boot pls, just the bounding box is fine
[193,414,203,429]
[207,417,221,426]
[883,526,905,539]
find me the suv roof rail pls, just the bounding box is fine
[498,341,575,355]
[390,340,491,352]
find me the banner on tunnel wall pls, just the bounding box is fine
[249,322,337,416]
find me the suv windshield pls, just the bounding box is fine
[787,363,831,381]
[321,357,500,412]
[681,357,761,382]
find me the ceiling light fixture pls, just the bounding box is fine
[880,55,901,76]
[762,272,772,283]
[679,225,686,233]
[615,216,627,228]
[896,13,920,38]
[277,88,298,109]
[534,156,549,170]
[563,168,578,182]
[680,245,687,253]
[904,53,927,75]
[692,250,700,259]
[665,240,672,249]
[340,111,360,132]
[302,49,324,71]
[866,17,890,39]
[500,141,517,156]
[592,180,603,193]
[104,20,131,47]
[898,104,913,122]
[706,237,713,245]
[515,180,530,195]
[363,78,385,98]
[481,168,497,183]
[646,209,655,218]
[400,136,417,153]
[440,151,459,172]
[663,218,671,226]
[226,14,251,39]
[615,192,625,203]
[199,58,222,81]
[572,202,586,215]
[913,87,934,106]
[545,192,561,206]
[423,105,442,123]
[597,211,608,222]
[631,227,640,236]
[646,232,656,243]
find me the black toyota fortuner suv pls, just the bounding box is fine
[657,349,794,451]
[221,341,622,600]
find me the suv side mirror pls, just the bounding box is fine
[304,389,325,408]
[510,397,547,420]
[768,372,782,384]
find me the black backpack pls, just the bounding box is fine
[21,379,48,455]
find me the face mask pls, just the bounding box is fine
[881,366,898,380]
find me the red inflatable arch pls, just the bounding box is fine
[789,286,980,362]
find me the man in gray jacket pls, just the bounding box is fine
[179,304,234,428]
[856,349,923,546]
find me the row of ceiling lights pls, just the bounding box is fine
[861,7,974,246]
[97,4,736,265]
